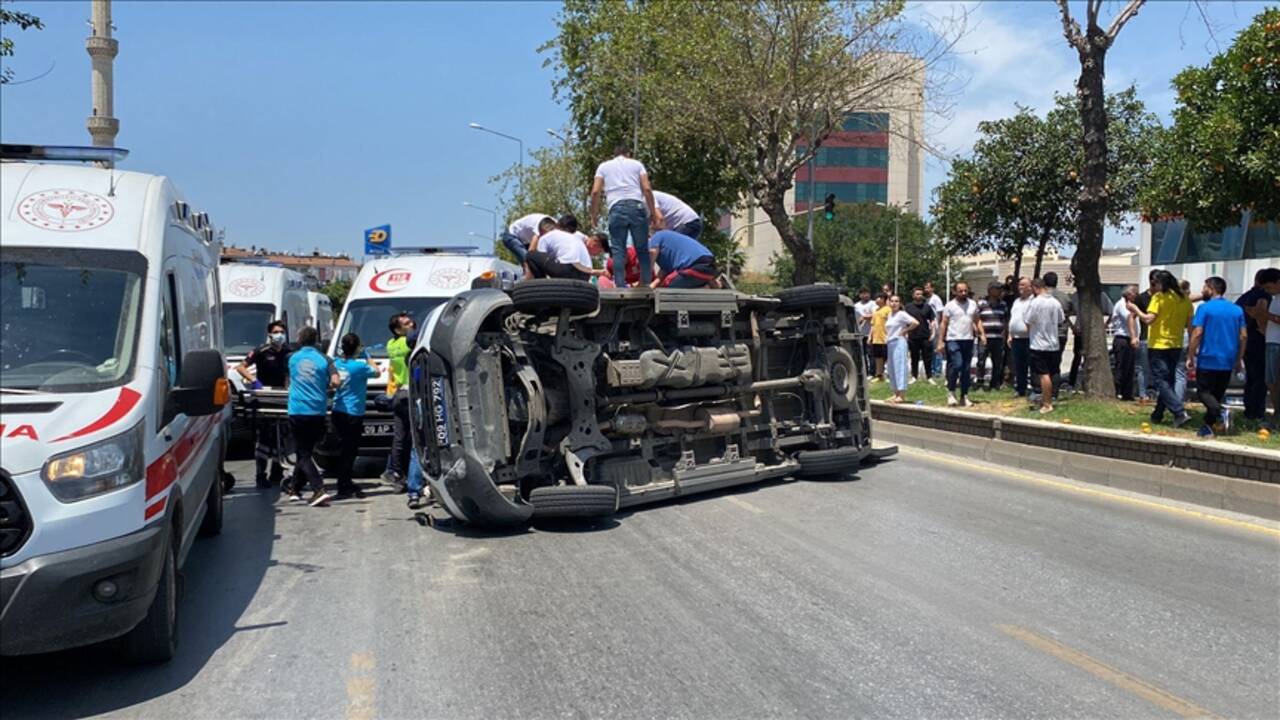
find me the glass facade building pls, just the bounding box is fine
[1150,212,1280,265]
[794,112,890,210]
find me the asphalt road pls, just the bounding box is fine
[2,448,1278,719]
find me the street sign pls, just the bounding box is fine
[364,224,391,255]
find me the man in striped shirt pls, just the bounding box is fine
[976,281,1009,391]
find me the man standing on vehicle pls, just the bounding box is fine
[500,212,553,263]
[236,320,292,488]
[647,229,719,289]
[285,326,339,507]
[383,312,416,492]
[653,190,703,239]
[589,144,662,288]
[526,218,607,281]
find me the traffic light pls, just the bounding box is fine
[823,193,836,221]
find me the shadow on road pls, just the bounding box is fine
[0,484,277,717]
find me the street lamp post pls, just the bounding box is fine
[463,201,497,241]
[469,122,525,199]
[877,199,912,295]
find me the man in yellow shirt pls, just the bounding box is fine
[870,293,891,381]
[1128,270,1194,427]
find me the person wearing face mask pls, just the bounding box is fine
[236,320,294,488]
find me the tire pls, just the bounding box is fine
[796,447,863,478]
[776,284,840,311]
[529,484,619,519]
[199,474,223,538]
[122,535,178,663]
[511,279,599,314]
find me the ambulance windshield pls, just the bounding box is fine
[0,249,146,394]
[222,303,276,356]
[337,297,445,357]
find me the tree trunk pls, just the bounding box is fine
[1032,231,1052,278]
[1070,27,1116,399]
[1011,250,1024,283]
[759,189,816,286]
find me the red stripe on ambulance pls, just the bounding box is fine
[53,387,142,442]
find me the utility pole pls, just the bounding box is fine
[86,0,119,161]
[804,123,817,246]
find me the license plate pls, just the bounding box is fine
[366,423,393,436]
[429,376,450,446]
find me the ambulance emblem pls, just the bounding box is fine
[18,189,116,232]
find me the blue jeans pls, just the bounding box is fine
[407,445,424,496]
[673,218,703,239]
[500,232,528,263]
[1010,337,1030,396]
[607,199,651,286]
[931,343,943,377]
[1174,351,1187,405]
[1135,341,1153,399]
[1149,348,1185,418]
[946,339,975,396]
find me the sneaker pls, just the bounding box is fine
[947,393,958,407]
[380,470,401,486]
[308,491,333,507]
[1196,425,1215,439]
[335,487,366,500]
[927,378,937,385]
[288,491,303,503]
[962,396,974,408]
[1149,411,1165,425]
[908,377,917,385]
[1172,412,1191,429]
[407,493,424,510]
[1038,404,1054,415]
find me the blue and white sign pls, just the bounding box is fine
[364,224,392,255]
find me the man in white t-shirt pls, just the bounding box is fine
[524,218,604,282]
[589,144,662,287]
[1267,288,1280,429]
[653,190,702,239]
[501,212,553,263]
[935,281,985,407]
[1005,277,1033,397]
[1025,277,1066,414]
[923,281,945,377]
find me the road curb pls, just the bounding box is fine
[873,419,1280,521]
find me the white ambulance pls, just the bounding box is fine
[306,290,335,346]
[218,262,309,390]
[0,145,230,661]
[326,247,518,458]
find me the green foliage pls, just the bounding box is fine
[699,226,746,282]
[0,2,43,84]
[320,279,352,314]
[1141,8,1280,230]
[932,88,1159,275]
[770,202,944,292]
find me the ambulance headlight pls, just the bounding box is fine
[42,422,144,502]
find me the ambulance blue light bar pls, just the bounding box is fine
[1,144,129,163]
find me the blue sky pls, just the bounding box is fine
[1,1,1271,255]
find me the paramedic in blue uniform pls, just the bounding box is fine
[331,332,380,499]
[284,326,340,507]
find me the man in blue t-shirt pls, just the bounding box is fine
[331,332,381,499]
[1187,276,1247,438]
[648,229,719,289]
[286,326,340,506]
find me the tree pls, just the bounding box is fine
[1140,8,1280,230]
[544,0,965,285]
[771,202,944,293]
[0,2,43,84]
[933,88,1159,280]
[1055,0,1150,400]
[320,279,352,315]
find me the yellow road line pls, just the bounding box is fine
[996,625,1223,719]
[346,651,377,720]
[726,496,764,514]
[898,446,1280,540]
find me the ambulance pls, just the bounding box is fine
[326,247,518,459]
[0,145,230,661]
[218,261,309,391]
[306,290,335,346]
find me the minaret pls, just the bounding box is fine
[85,0,119,153]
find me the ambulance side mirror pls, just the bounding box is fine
[174,349,228,417]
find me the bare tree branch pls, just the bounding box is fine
[1056,0,1083,48]
[1105,0,1147,42]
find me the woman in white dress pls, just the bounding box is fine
[884,295,920,403]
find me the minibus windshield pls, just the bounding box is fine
[0,248,147,394]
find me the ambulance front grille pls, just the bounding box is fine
[0,470,32,558]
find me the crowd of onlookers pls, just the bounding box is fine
[860,267,1280,439]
